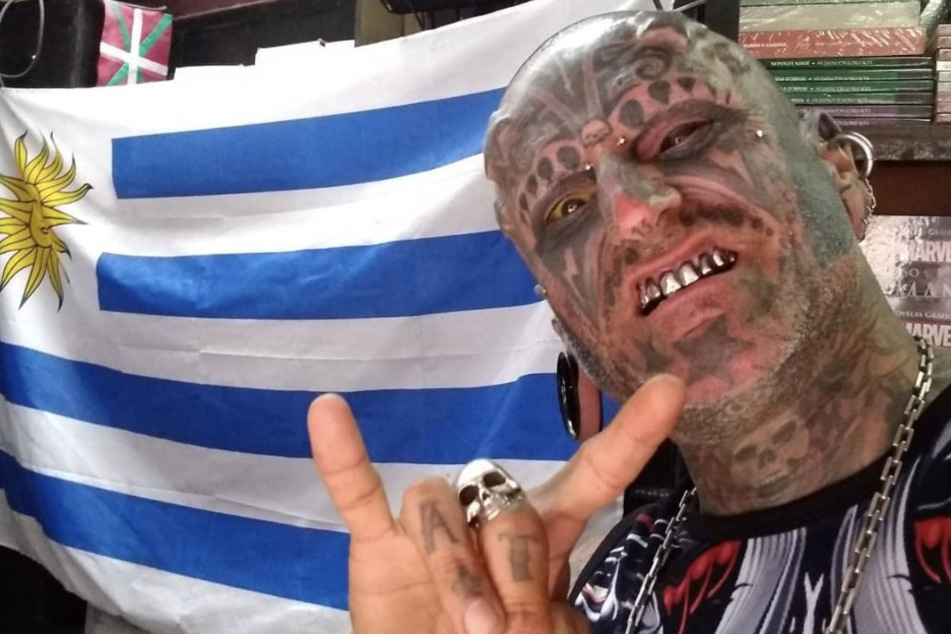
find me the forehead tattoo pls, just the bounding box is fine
[485,12,753,213]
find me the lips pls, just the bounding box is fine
[638,247,737,315]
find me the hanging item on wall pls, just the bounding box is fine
[97,1,172,86]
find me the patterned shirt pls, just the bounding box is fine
[570,385,951,633]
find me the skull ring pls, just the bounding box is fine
[453,459,528,530]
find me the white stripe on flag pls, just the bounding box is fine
[99,42,169,79]
[79,158,495,255]
[2,303,558,391]
[129,9,142,84]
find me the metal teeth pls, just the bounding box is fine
[677,262,700,287]
[659,272,681,297]
[639,281,664,313]
[638,248,738,315]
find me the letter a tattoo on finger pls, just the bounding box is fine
[420,501,459,553]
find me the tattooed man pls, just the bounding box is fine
[308,10,951,634]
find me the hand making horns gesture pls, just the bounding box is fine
[307,374,685,634]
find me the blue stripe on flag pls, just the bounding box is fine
[111,89,504,198]
[97,231,536,319]
[0,450,350,608]
[0,342,574,462]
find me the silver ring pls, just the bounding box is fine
[453,459,528,530]
[832,131,875,179]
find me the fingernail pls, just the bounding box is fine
[464,598,501,634]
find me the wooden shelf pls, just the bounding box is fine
[857,125,951,162]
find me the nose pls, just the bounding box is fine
[597,158,682,241]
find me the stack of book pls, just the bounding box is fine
[935,24,951,123]
[764,56,934,127]
[739,0,934,128]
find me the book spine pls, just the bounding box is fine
[780,80,934,93]
[741,28,926,59]
[937,71,951,82]
[740,3,919,32]
[763,56,932,68]
[771,68,934,81]
[937,61,951,71]
[938,49,951,61]
[788,92,934,105]
[741,0,901,5]
[798,104,933,117]
[837,118,932,127]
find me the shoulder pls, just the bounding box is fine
[569,504,660,625]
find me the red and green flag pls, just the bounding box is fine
[97,1,173,86]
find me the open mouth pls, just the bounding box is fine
[639,247,738,316]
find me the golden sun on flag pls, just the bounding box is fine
[0,133,90,308]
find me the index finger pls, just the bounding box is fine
[541,374,685,524]
[308,394,398,542]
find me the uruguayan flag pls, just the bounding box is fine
[0,1,666,631]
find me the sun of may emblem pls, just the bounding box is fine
[0,133,90,308]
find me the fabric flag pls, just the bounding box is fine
[98,0,173,86]
[0,0,669,632]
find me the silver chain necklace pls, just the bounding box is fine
[624,337,934,634]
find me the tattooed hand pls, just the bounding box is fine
[307,375,685,634]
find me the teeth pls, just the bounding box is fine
[639,249,738,315]
[659,272,681,297]
[639,280,664,313]
[711,249,727,269]
[677,262,700,287]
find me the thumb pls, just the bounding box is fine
[538,373,685,539]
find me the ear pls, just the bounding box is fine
[801,110,872,240]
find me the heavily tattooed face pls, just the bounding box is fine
[486,12,862,442]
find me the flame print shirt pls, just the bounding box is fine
[570,385,951,634]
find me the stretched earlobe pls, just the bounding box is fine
[556,351,604,442]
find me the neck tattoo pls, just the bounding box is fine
[625,337,935,634]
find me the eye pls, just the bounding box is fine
[659,121,711,155]
[546,192,594,225]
